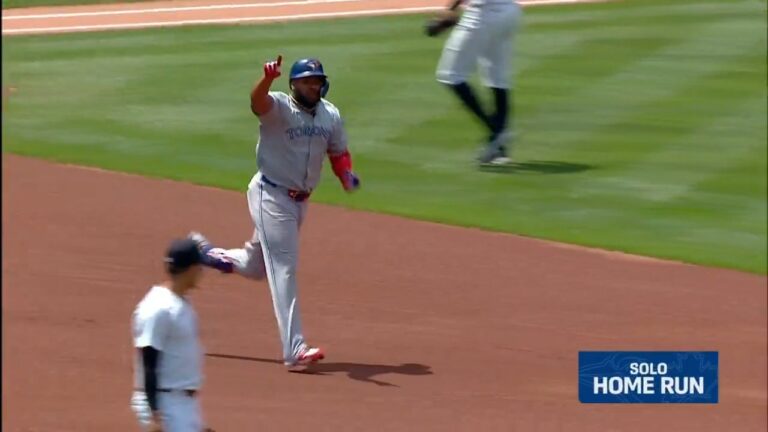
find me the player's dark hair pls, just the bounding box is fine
[163,238,201,276]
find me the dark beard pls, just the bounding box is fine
[291,91,319,111]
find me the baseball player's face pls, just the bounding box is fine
[182,264,203,289]
[292,77,324,106]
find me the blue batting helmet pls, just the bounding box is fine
[289,58,330,98]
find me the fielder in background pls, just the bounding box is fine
[190,55,360,371]
[130,238,214,432]
[427,0,522,166]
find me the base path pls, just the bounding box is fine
[2,154,766,431]
[2,0,607,35]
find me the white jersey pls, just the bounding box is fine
[132,285,203,391]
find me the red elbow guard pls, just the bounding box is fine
[328,150,353,178]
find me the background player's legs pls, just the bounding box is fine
[481,18,517,130]
[490,87,511,136]
[477,51,513,162]
[450,83,494,132]
[253,182,308,363]
[436,21,495,135]
[477,4,521,163]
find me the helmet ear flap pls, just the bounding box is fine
[321,80,330,98]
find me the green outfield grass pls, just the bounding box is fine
[3,0,767,273]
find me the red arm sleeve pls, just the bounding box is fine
[328,149,352,179]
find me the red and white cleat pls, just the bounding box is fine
[285,346,325,371]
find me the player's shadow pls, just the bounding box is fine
[205,353,433,387]
[479,160,595,175]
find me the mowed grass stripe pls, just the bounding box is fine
[582,95,766,201]
[564,35,766,177]
[519,15,763,158]
[530,0,764,30]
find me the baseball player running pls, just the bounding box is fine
[189,55,360,371]
[426,0,522,165]
[130,238,214,432]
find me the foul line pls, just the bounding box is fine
[3,0,362,20]
[3,0,609,20]
[2,6,444,34]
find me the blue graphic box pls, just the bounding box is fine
[578,351,718,403]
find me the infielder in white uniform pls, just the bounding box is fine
[189,55,360,370]
[131,238,214,432]
[427,0,522,165]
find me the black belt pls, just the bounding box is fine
[261,175,312,202]
[158,388,198,397]
[137,388,198,397]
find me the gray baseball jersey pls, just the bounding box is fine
[255,91,348,192]
[212,89,351,365]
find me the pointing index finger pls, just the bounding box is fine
[276,55,282,66]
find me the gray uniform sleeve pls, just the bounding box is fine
[257,91,289,125]
[327,108,349,156]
